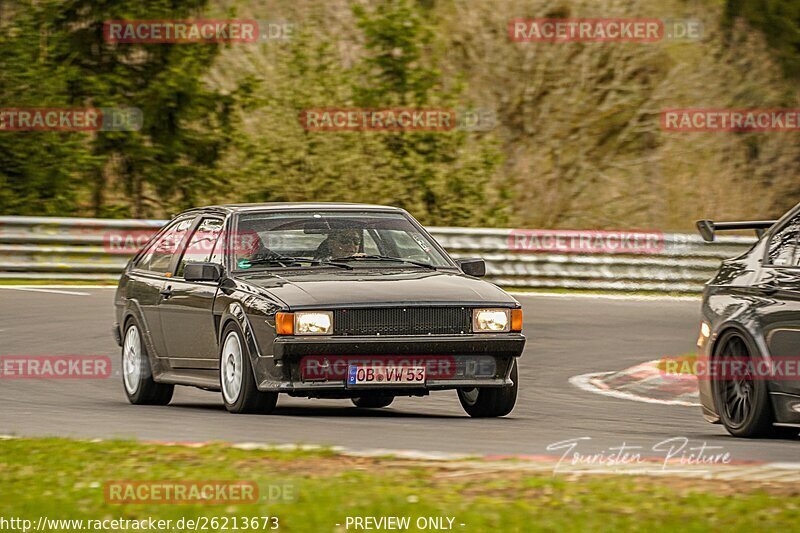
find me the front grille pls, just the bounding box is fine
[333,307,471,336]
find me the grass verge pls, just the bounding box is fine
[0,437,797,532]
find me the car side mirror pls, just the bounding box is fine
[456,258,486,277]
[696,220,716,242]
[184,262,222,282]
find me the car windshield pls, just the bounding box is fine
[233,211,452,270]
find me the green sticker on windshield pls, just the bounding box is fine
[238,259,252,270]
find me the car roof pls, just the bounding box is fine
[178,202,405,216]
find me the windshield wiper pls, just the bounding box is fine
[239,256,353,270]
[329,254,437,270]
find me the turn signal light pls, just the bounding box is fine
[276,312,294,335]
[511,309,523,332]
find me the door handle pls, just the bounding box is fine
[160,286,173,299]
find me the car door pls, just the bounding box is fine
[128,215,197,359]
[756,209,800,396]
[157,215,226,370]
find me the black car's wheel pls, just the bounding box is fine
[220,322,278,414]
[122,318,174,405]
[351,395,395,408]
[712,331,774,437]
[457,360,518,418]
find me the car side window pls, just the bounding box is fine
[133,220,178,270]
[767,214,800,267]
[177,218,224,277]
[136,217,195,273]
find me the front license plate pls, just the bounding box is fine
[347,365,426,387]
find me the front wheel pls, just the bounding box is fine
[122,319,174,405]
[220,323,278,414]
[457,360,518,418]
[712,332,773,437]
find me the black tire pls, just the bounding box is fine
[712,331,774,437]
[457,359,518,418]
[122,317,174,406]
[220,322,278,414]
[351,395,395,408]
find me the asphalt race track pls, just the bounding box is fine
[1,288,797,462]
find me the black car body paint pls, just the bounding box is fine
[114,203,525,404]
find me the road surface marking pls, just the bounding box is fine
[0,287,92,296]
[569,371,702,407]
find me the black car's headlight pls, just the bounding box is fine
[276,311,333,335]
[697,321,710,348]
[472,308,523,333]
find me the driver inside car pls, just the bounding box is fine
[314,228,362,260]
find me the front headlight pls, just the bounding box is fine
[473,308,511,333]
[276,311,333,335]
[295,311,333,335]
[697,321,711,348]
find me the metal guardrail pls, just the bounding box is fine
[0,216,756,292]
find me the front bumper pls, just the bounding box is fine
[112,323,122,347]
[273,334,525,359]
[697,340,720,423]
[257,334,525,394]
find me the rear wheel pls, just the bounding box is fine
[712,332,773,437]
[458,360,518,418]
[220,323,278,414]
[122,319,174,406]
[351,395,394,408]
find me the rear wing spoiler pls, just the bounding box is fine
[696,219,776,242]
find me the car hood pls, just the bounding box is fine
[236,269,517,308]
